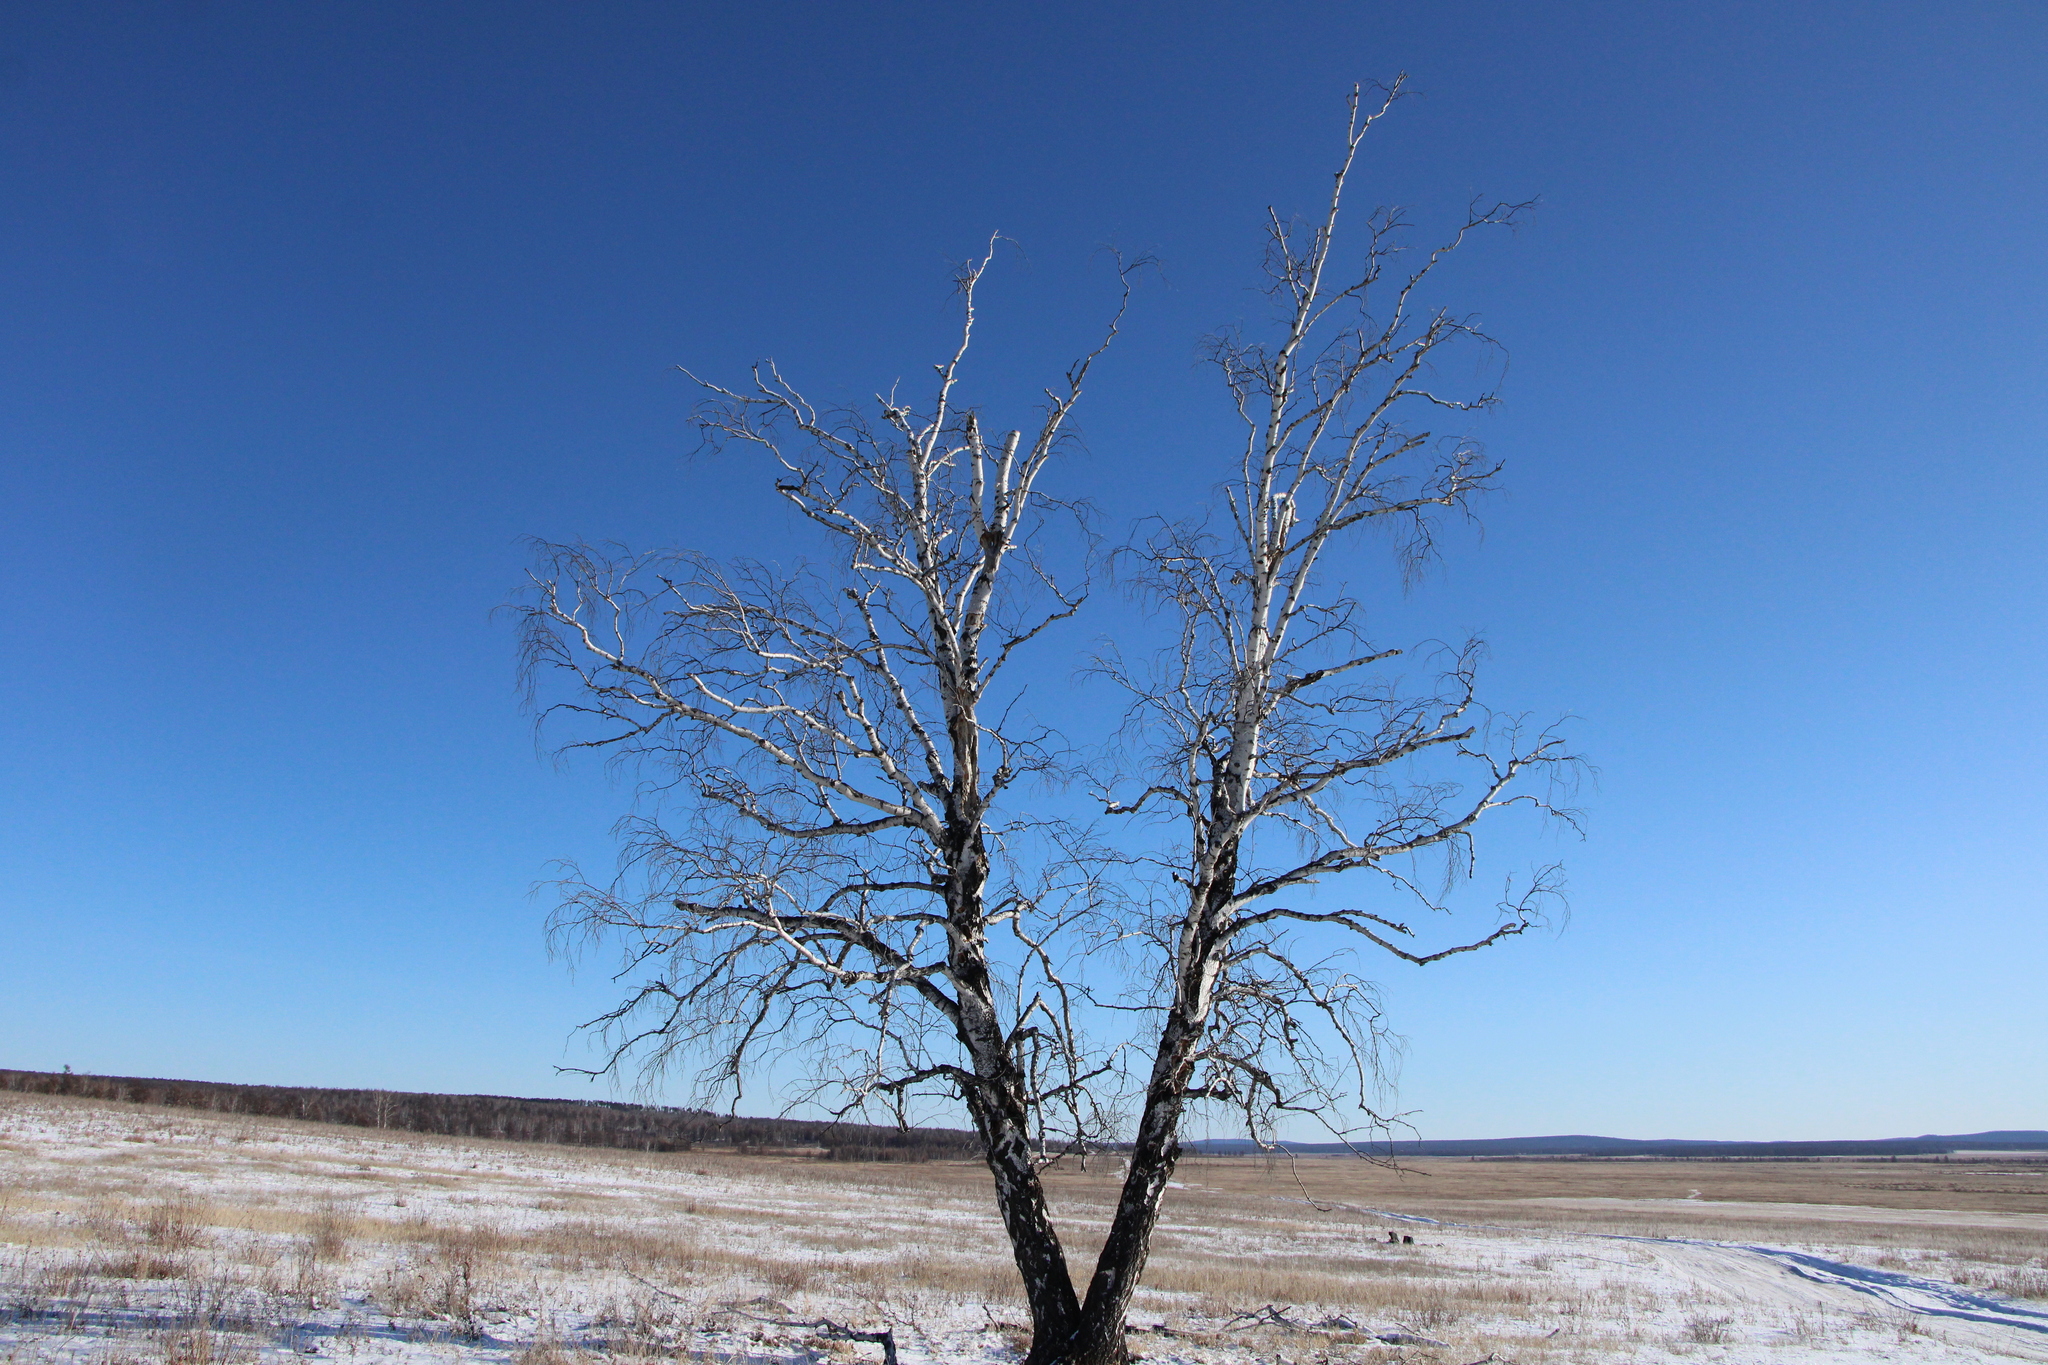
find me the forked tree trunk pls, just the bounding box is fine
[1061,1053,1195,1362]
[1017,881,1233,1364]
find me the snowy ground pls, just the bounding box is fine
[2,1092,2045,1364]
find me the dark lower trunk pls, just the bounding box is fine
[964,1085,1082,1363]
[1060,1045,1191,1363]
[994,1148,1082,1362]
[939,813,1084,1359]
[1059,860,1232,1365]
[989,1033,1205,1365]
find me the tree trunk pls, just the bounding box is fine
[1059,1025,1199,1363]
[1058,854,1237,1365]
[978,1110,1083,1364]
[943,816,1085,1361]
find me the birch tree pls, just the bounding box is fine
[1072,82,1571,1359]
[519,80,1573,1365]
[522,243,1135,1350]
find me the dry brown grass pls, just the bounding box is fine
[79,1248,192,1281]
[142,1201,208,1252]
[1203,1149,2048,1215]
[156,1323,254,1365]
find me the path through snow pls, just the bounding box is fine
[1329,1201,2048,1359]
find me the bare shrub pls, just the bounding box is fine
[143,1201,207,1252]
[82,1197,135,1242]
[374,1225,500,1335]
[1988,1265,2048,1301]
[1403,1297,1470,1332]
[1782,1308,1822,1344]
[157,1324,252,1365]
[512,1339,587,1365]
[87,1249,189,1281]
[8,1250,53,1320]
[306,1204,354,1261]
[764,1258,814,1295]
[283,1241,331,1307]
[435,1257,479,1336]
[593,1293,693,1358]
[512,1316,558,1365]
[1682,1312,1733,1344]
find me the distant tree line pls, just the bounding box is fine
[0,1067,979,1162]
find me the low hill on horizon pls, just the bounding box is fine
[1186,1130,2048,1158]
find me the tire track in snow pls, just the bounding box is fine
[1324,1201,2048,1345]
[1724,1243,2048,1334]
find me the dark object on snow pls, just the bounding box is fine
[810,1320,897,1365]
[649,1281,899,1365]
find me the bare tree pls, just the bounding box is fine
[521,241,1135,1354]
[1075,80,1574,1359]
[519,80,1572,1365]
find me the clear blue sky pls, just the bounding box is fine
[3,1,2042,1142]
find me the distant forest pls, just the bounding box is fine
[0,1067,980,1162]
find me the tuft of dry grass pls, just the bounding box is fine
[1681,1311,1733,1344]
[143,1200,208,1252]
[157,1324,252,1365]
[1985,1264,2048,1301]
[370,1223,513,1334]
[80,1248,190,1281]
[306,1203,355,1261]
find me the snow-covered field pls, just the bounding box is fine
[2,1092,2045,1364]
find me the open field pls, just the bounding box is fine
[2,1092,2045,1364]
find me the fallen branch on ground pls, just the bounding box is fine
[726,1303,898,1365]
[626,1279,897,1365]
[625,1271,690,1304]
[1221,1304,1369,1335]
